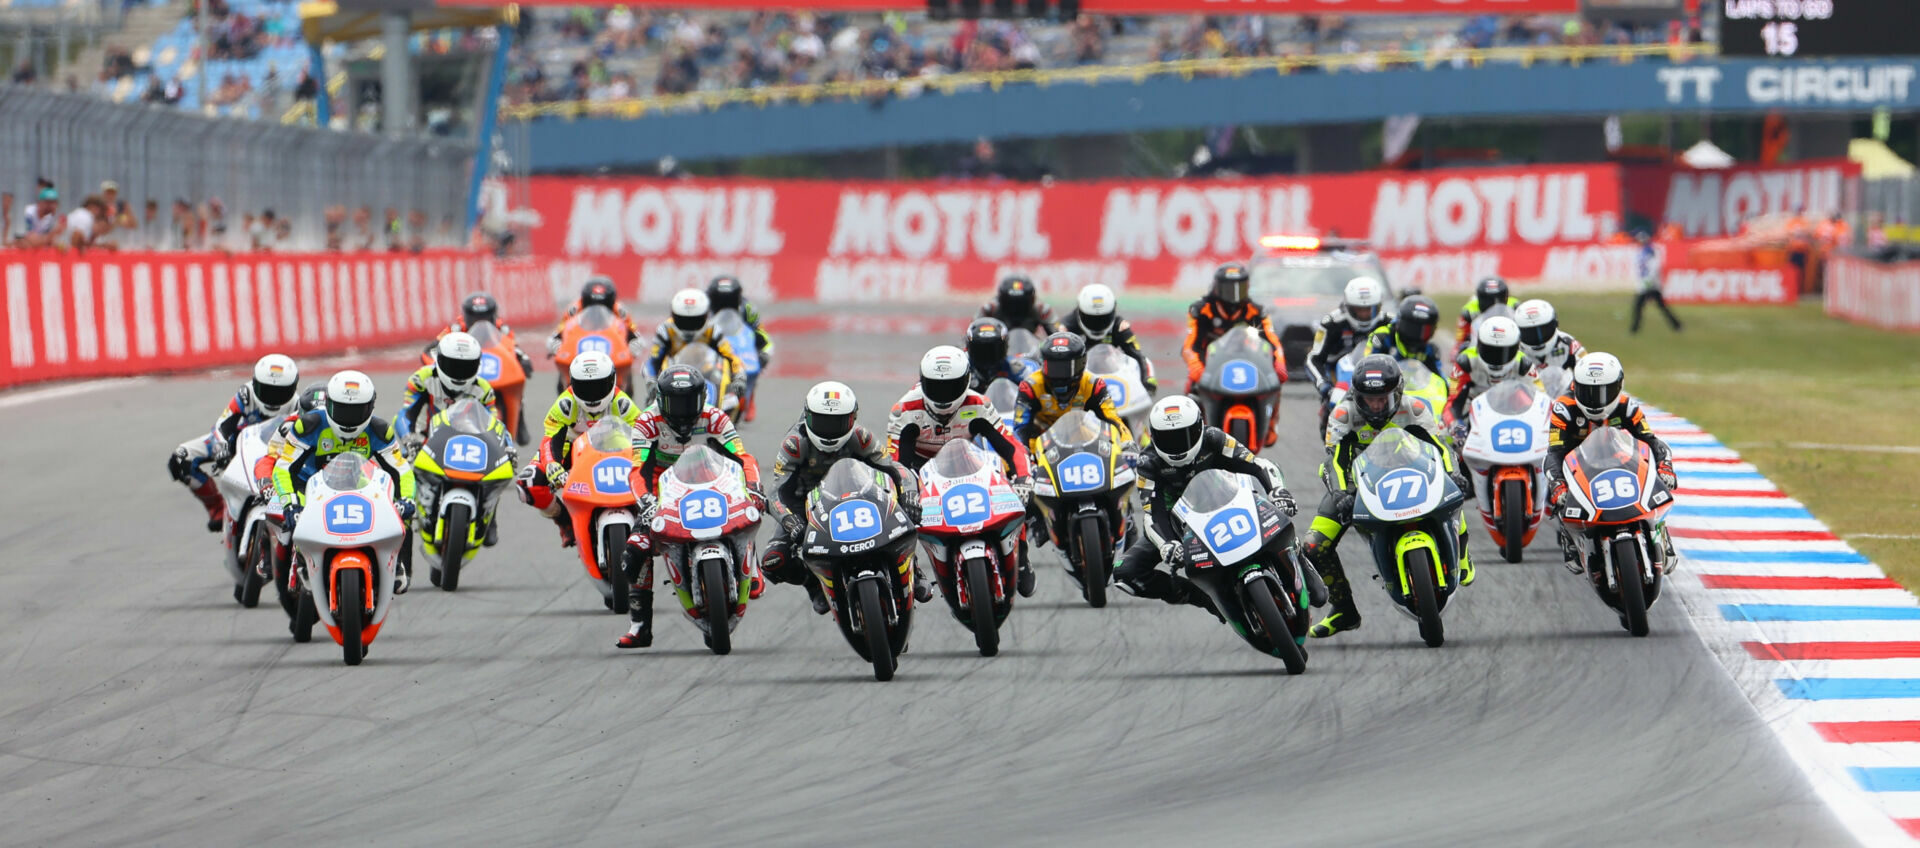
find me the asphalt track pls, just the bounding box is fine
[0,310,1854,846]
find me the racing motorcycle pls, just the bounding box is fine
[1031,410,1135,607]
[289,453,405,666]
[1087,343,1151,435]
[1007,328,1042,374]
[986,378,1020,431]
[801,459,919,681]
[215,419,282,608]
[1320,347,1361,438]
[553,305,634,395]
[470,320,531,445]
[411,399,515,592]
[1558,426,1675,637]
[1400,361,1451,433]
[916,440,1027,656]
[652,445,764,655]
[713,308,762,421]
[1460,378,1552,563]
[1194,327,1284,452]
[1171,469,1310,674]
[1350,430,1469,648]
[560,418,639,613]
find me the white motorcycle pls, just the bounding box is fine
[1460,377,1553,563]
[1087,343,1151,436]
[290,453,406,666]
[215,419,284,608]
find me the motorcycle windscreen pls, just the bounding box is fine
[1355,430,1440,488]
[669,445,731,486]
[818,458,886,502]
[1483,381,1540,416]
[467,320,504,348]
[1086,345,1128,376]
[712,309,744,337]
[1399,361,1442,397]
[1044,410,1108,453]
[986,379,1019,417]
[319,451,374,490]
[443,398,496,435]
[1201,328,1281,394]
[1175,468,1243,515]
[929,439,993,481]
[585,417,636,453]
[576,305,618,332]
[1006,329,1041,359]
[1573,426,1643,475]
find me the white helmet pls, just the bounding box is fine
[324,370,377,439]
[1514,299,1559,359]
[1572,352,1625,422]
[569,350,618,416]
[1148,395,1206,467]
[1076,284,1119,337]
[918,345,971,419]
[669,288,711,338]
[804,381,858,453]
[251,353,300,415]
[1475,316,1522,381]
[435,332,483,396]
[1343,277,1387,332]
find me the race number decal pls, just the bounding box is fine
[577,336,613,356]
[1105,381,1128,407]
[478,353,502,381]
[323,493,375,535]
[443,435,489,473]
[1057,452,1107,494]
[1491,420,1533,453]
[1221,360,1260,394]
[940,483,992,527]
[1589,469,1642,510]
[1374,468,1430,511]
[828,501,882,543]
[1202,508,1258,556]
[678,490,729,531]
[592,457,634,495]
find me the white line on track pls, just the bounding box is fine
[1732,442,1920,455]
[1852,534,1920,541]
[0,377,151,410]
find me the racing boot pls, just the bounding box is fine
[1655,523,1679,574]
[1172,578,1224,622]
[1557,528,1583,574]
[748,560,766,600]
[804,574,831,615]
[913,562,934,604]
[1306,548,1361,638]
[1016,556,1036,598]
[1458,532,1476,587]
[616,589,654,649]
[191,479,224,532]
[393,548,412,595]
[483,519,499,548]
[552,514,575,548]
[1296,552,1330,608]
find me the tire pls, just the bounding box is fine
[338,568,365,666]
[439,503,470,592]
[1406,547,1445,648]
[1077,515,1109,609]
[1613,536,1650,637]
[292,586,316,643]
[857,578,895,682]
[702,557,733,656]
[515,408,530,446]
[965,556,999,657]
[1499,479,1526,564]
[241,528,272,609]
[1227,416,1252,450]
[1246,579,1307,675]
[602,523,630,615]
[270,534,297,618]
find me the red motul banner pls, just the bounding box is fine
[0,251,554,388]
[1827,256,1920,331]
[1623,159,1861,241]
[525,164,1627,302]
[466,0,1573,11]
[1662,266,1799,304]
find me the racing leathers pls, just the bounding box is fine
[1304,308,1378,399]
[1306,393,1474,635]
[978,299,1063,336]
[1523,330,1587,374]
[1444,346,1511,428]
[1364,324,1445,377]
[619,402,763,624]
[270,411,416,590]
[1012,371,1132,444]
[1060,309,1157,391]
[426,319,536,379]
[1182,298,1285,389]
[394,365,501,440]
[1544,391,1677,574]
[520,388,644,542]
[1454,295,1519,356]
[1114,429,1301,610]
[170,383,287,528]
[968,356,1037,393]
[887,386,1034,482]
[760,422,920,611]
[643,322,748,397]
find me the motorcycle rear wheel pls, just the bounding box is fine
[1407,548,1445,648]
[241,529,273,609]
[1614,536,1650,637]
[858,579,895,682]
[965,556,999,657]
[702,557,733,656]
[1499,479,1526,564]
[1247,580,1306,675]
[291,587,316,643]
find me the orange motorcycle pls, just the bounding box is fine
[558,418,641,613]
[553,306,633,396]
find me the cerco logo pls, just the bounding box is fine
[1663,269,1792,304]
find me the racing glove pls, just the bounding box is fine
[1449,468,1473,496]
[546,461,568,490]
[1271,486,1298,517]
[283,503,303,531]
[635,493,658,525]
[545,335,561,356]
[780,513,806,539]
[1011,474,1034,505]
[1333,491,1356,524]
[1657,461,1678,492]
[397,498,417,523]
[209,439,233,469]
[1159,540,1185,567]
[1143,376,1159,393]
[168,447,192,482]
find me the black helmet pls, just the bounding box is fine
[1040,332,1087,400]
[965,317,1010,371]
[1474,277,1510,313]
[1392,295,1439,349]
[996,275,1036,319]
[1350,354,1403,428]
[580,276,618,310]
[1212,263,1251,304]
[461,292,500,328]
[706,275,743,312]
[655,365,707,438]
[296,382,328,414]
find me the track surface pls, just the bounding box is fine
[0,312,1852,846]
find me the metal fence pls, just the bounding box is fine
[0,88,474,250]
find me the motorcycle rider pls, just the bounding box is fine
[616,365,767,649]
[889,346,1039,596]
[546,276,644,358]
[169,353,301,531]
[1454,276,1519,358]
[1545,352,1679,575]
[1013,332,1133,444]
[707,274,773,420]
[395,332,503,448]
[425,292,536,381]
[1305,277,1390,401]
[1364,293,1446,377]
[271,370,417,595]
[644,288,748,398]
[963,317,1037,392]
[1445,316,1525,435]
[1514,298,1587,374]
[761,382,928,615]
[1059,284,1157,392]
[978,274,1062,336]
[1114,396,1321,616]
[1307,355,1476,638]
[517,351,644,550]
[1182,263,1286,446]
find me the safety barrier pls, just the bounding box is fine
[1825,255,1920,332]
[0,250,557,388]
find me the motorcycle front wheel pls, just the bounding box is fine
[965,556,999,657]
[439,503,470,592]
[1246,579,1306,675]
[702,557,733,656]
[857,579,895,682]
[1614,536,1649,637]
[1406,548,1445,648]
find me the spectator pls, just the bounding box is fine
[172,198,197,250]
[294,69,319,101]
[249,209,278,251]
[383,207,404,251]
[325,204,347,251]
[204,198,229,248]
[18,188,63,248]
[142,77,169,104]
[66,195,110,252]
[141,199,161,250]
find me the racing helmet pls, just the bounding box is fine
[569,351,618,416]
[1342,277,1386,332]
[965,318,1010,371]
[324,370,377,439]
[1475,317,1522,381]
[1392,296,1439,349]
[655,365,707,439]
[1349,354,1403,428]
[579,276,619,310]
[1572,352,1625,422]
[706,275,744,312]
[1149,395,1206,467]
[1040,332,1088,400]
[296,382,327,414]
[1076,284,1118,337]
[919,346,971,419]
[1514,299,1559,359]
[670,288,711,336]
[461,292,500,329]
[996,275,1037,320]
[1474,276,1511,313]
[1212,263,1251,304]
[251,353,300,415]
[435,332,483,396]
[804,382,858,453]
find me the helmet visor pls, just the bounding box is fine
[328,399,373,432]
[1079,311,1114,336]
[573,373,615,405]
[1357,391,1397,421]
[1398,319,1435,345]
[672,312,705,332]
[1481,343,1518,371]
[1153,420,1203,459]
[708,285,741,311]
[439,354,480,383]
[661,386,702,431]
[1518,319,1558,348]
[254,380,297,410]
[1213,277,1249,303]
[968,337,1007,367]
[1575,379,1622,416]
[1044,358,1084,389]
[1347,303,1378,325]
[462,300,497,326]
[922,373,969,408]
[806,410,854,445]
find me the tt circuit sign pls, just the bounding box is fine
[1657,61,1920,109]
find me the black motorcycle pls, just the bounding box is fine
[1172,469,1310,673]
[1031,411,1135,607]
[802,459,920,681]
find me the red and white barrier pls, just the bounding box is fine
[1826,255,1920,331]
[0,250,558,388]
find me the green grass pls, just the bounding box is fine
[1549,294,1920,590]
